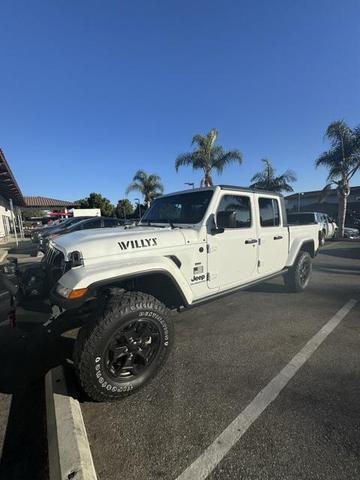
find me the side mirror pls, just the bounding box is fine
[211,226,225,235]
[217,210,237,229]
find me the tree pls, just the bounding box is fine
[175,128,243,187]
[315,120,360,237]
[249,159,297,192]
[21,208,46,219]
[126,170,164,208]
[115,199,134,219]
[77,193,115,217]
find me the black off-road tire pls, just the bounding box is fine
[284,251,312,293]
[73,291,173,402]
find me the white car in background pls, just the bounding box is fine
[287,212,337,246]
[344,226,359,239]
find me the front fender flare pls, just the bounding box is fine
[56,256,194,306]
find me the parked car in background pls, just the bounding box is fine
[32,217,92,248]
[0,262,17,323]
[42,216,123,250]
[344,226,359,239]
[287,212,337,246]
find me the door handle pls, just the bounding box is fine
[245,238,258,244]
[274,235,283,240]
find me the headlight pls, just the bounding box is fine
[56,284,88,299]
[56,284,72,298]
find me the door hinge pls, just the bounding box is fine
[206,244,210,253]
[257,260,261,268]
[206,272,211,281]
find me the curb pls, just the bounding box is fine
[45,366,98,480]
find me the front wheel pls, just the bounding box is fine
[319,231,326,247]
[284,251,312,293]
[73,291,173,402]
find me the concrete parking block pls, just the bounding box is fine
[46,366,97,480]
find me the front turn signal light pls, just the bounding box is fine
[68,288,88,299]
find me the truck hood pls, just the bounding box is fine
[51,226,187,261]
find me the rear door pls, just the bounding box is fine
[256,195,288,275]
[207,193,258,289]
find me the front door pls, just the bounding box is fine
[207,193,258,290]
[256,195,288,275]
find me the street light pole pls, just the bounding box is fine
[134,198,141,222]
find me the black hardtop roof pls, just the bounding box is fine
[219,185,283,197]
[160,185,284,197]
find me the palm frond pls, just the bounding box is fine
[191,134,207,149]
[325,120,352,147]
[126,182,143,195]
[212,149,243,173]
[318,183,335,203]
[250,159,296,192]
[175,153,197,171]
[315,150,338,169]
[279,169,297,183]
[250,172,265,184]
[176,128,242,181]
[132,170,148,183]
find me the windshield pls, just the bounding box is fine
[141,190,213,225]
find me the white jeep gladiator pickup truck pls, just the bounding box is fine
[42,186,319,401]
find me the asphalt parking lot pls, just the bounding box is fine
[80,241,360,480]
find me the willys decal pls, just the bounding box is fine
[118,238,158,251]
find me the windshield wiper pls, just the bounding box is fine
[139,220,179,229]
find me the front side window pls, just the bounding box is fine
[217,195,252,228]
[141,190,213,224]
[259,198,281,227]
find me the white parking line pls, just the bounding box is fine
[176,299,357,480]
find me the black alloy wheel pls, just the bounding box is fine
[105,318,161,380]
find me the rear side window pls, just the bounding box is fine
[258,198,280,227]
[217,195,252,228]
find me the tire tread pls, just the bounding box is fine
[74,291,171,402]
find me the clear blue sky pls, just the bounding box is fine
[1,0,359,204]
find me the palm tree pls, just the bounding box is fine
[250,159,297,192]
[315,120,360,238]
[126,170,164,208]
[175,129,243,187]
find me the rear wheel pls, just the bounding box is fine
[73,291,173,402]
[284,251,312,292]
